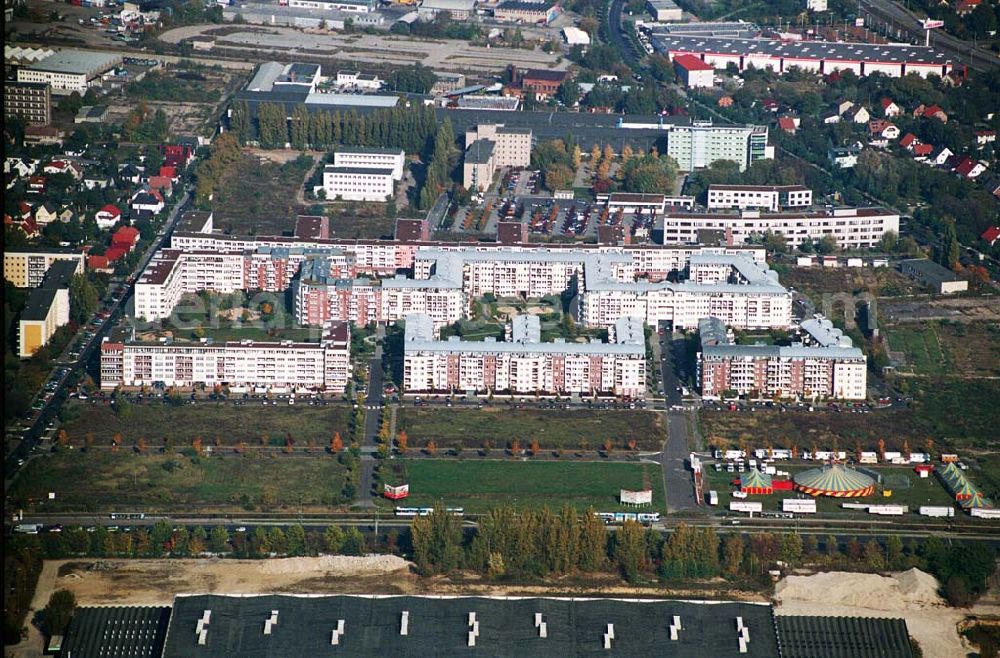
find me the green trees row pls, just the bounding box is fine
[418,118,457,210]
[229,102,439,155]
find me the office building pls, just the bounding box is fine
[464,124,533,168]
[403,314,646,397]
[707,184,812,211]
[666,121,771,172]
[647,0,682,21]
[332,148,405,180]
[493,0,561,24]
[4,80,51,125]
[321,166,395,202]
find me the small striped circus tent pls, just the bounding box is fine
[794,464,875,498]
[949,476,980,501]
[960,491,993,510]
[740,469,773,495]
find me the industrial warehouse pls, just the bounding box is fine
[54,594,921,658]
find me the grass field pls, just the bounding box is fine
[9,451,350,512]
[886,326,946,374]
[396,407,668,451]
[701,380,1000,452]
[59,402,352,447]
[702,464,956,515]
[212,154,313,236]
[779,266,918,303]
[380,459,664,512]
[886,321,1000,377]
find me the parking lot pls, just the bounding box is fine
[447,170,661,242]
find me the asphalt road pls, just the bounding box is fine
[4,188,192,487]
[354,324,386,509]
[658,324,700,512]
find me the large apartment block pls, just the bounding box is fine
[18,260,77,358]
[4,249,85,288]
[4,81,52,125]
[580,254,792,330]
[403,314,646,397]
[134,247,356,321]
[100,322,351,392]
[698,316,867,400]
[292,258,466,329]
[707,184,812,211]
[659,207,899,249]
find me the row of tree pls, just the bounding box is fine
[228,102,439,155]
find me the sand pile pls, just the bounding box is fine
[258,555,411,576]
[775,568,944,611]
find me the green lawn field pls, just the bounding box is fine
[379,459,665,512]
[9,451,351,512]
[396,407,668,451]
[58,401,351,447]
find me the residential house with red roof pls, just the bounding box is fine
[899,133,918,150]
[95,204,123,229]
[27,175,46,194]
[778,116,798,135]
[914,104,948,123]
[880,98,901,118]
[981,226,1000,247]
[913,143,934,158]
[953,156,987,179]
[43,160,83,180]
[161,144,194,169]
[868,120,899,147]
[146,175,173,197]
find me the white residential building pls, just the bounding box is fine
[464,124,533,168]
[332,148,405,180]
[334,70,383,90]
[665,122,772,172]
[659,207,899,249]
[403,314,646,397]
[707,184,813,211]
[100,322,351,392]
[698,316,866,400]
[321,166,395,202]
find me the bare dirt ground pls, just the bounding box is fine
[774,568,1000,658]
[882,295,1000,323]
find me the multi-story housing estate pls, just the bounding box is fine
[18,260,77,358]
[4,81,52,125]
[580,254,792,330]
[659,207,899,249]
[4,249,85,288]
[403,314,646,397]
[100,322,351,392]
[706,184,813,211]
[697,316,867,400]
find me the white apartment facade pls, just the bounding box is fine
[464,124,533,168]
[4,250,85,288]
[321,166,395,202]
[100,322,351,392]
[706,185,813,212]
[403,314,646,397]
[660,207,899,249]
[666,122,771,172]
[332,148,405,180]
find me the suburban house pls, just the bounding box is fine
[95,204,123,229]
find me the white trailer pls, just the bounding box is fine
[919,506,955,518]
[782,498,817,514]
[708,491,719,506]
[730,501,763,514]
[868,505,907,516]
